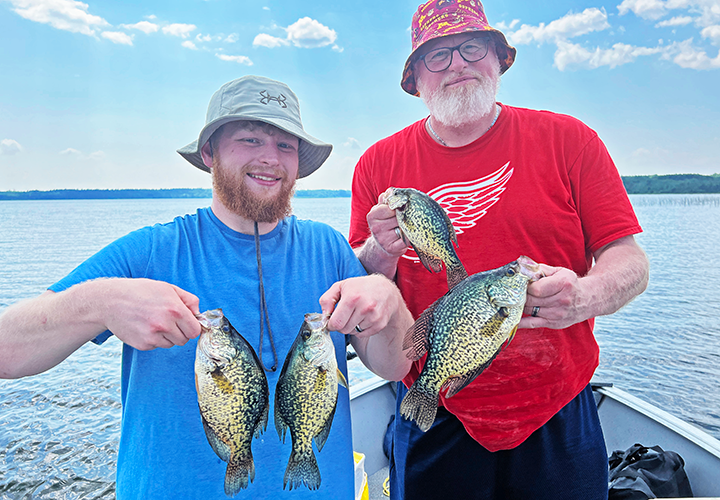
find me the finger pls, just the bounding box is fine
[171,285,201,315]
[379,187,395,205]
[319,281,342,317]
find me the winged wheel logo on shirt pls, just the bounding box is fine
[400,161,513,263]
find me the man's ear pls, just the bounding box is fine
[200,141,214,170]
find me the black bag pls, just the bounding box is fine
[608,443,693,499]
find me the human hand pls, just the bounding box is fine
[517,264,591,330]
[319,274,404,338]
[366,189,408,259]
[101,278,201,350]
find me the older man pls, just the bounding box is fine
[350,1,649,499]
[0,75,413,499]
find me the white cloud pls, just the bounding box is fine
[87,151,105,160]
[702,24,720,43]
[101,31,133,45]
[332,44,344,52]
[554,40,663,70]
[182,40,197,50]
[8,0,110,36]
[508,8,610,45]
[263,6,270,10]
[225,33,238,43]
[496,19,520,30]
[618,0,670,20]
[162,23,196,38]
[0,139,23,155]
[120,21,158,34]
[254,17,338,50]
[662,38,720,67]
[655,15,694,26]
[215,53,253,65]
[195,33,216,42]
[58,148,105,159]
[253,33,290,48]
[343,137,361,149]
[59,147,82,156]
[286,17,337,48]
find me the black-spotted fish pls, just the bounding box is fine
[386,187,468,289]
[194,308,269,496]
[274,313,348,491]
[400,256,543,431]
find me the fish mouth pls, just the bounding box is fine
[385,188,408,211]
[517,255,543,281]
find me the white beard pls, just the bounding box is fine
[417,61,501,128]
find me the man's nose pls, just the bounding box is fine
[447,48,469,72]
[257,144,281,165]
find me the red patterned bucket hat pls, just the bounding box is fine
[401,0,516,96]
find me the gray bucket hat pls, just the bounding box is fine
[177,75,333,178]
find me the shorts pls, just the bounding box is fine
[389,384,608,500]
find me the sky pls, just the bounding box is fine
[1,0,719,192]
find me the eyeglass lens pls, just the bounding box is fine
[421,37,490,73]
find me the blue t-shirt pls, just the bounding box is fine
[50,208,367,499]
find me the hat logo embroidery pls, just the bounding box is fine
[259,90,287,108]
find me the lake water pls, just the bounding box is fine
[1,195,719,498]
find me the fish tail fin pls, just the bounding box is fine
[284,445,321,491]
[224,452,255,495]
[446,261,469,289]
[399,382,439,432]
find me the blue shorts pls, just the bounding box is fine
[389,384,608,500]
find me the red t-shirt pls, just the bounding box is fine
[349,104,642,451]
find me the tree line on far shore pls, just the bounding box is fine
[0,188,351,200]
[1,174,719,200]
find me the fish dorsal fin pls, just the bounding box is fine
[442,347,502,399]
[337,368,348,389]
[502,325,519,351]
[255,399,269,438]
[446,263,469,290]
[402,303,436,361]
[441,207,459,247]
[200,410,232,462]
[412,243,443,274]
[314,401,337,452]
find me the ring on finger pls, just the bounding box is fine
[355,324,365,333]
[394,227,402,241]
[531,306,540,317]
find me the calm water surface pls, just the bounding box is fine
[1,195,719,498]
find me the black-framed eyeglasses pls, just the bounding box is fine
[417,37,491,73]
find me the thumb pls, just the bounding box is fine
[319,281,343,316]
[171,285,200,315]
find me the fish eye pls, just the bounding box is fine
[507,268,516,276]
[222,324,230,333]
[302,330,311,340]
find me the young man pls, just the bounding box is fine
[0,75,413,499]
[350,1,650,499]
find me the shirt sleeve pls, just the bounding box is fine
[48,227,154,344]
[569,135,642,254]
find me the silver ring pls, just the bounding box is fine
[531,306,540,317]
[394,227,402,240]
[355,324,364,333]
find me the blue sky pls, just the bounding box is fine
[1,0,718,191]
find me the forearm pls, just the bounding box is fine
[0,282,109,379]
[354,236,400,280]
[350,303,413,382]
[582,236,650,318]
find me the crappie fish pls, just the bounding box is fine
[274,313,348,491]
[400,256,543,432]
[194,309,269,496]
[386,187,468,289]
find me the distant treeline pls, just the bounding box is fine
[2,175,720,199]
[622,174,720,194]
[0,188,351,201]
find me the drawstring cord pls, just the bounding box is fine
[254,221,278,372]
